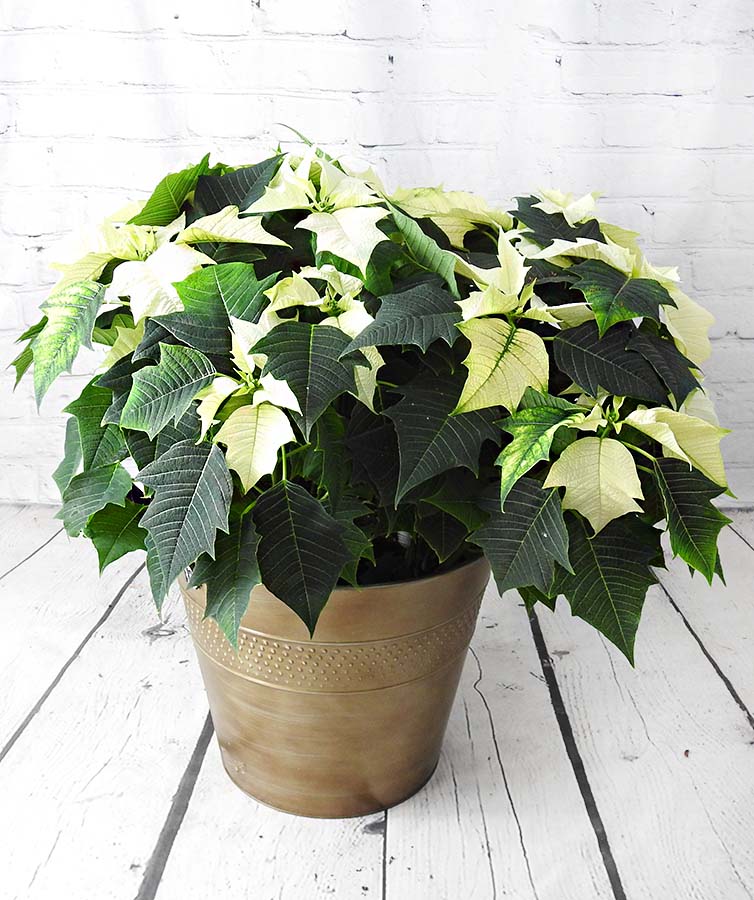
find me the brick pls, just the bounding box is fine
[650,201,728,246]
[391,47,498,96]
[561,49,716,95]
[354,98,424,147]
[712,157,754,197]
[269,95,356,144]
[185,94,270,140]
[261,0,347,35]
[602,102,678,148]
[554,152,710,198]
[691,250,754,293]
[345,0,424,40]
[674,102,754,149]
[598,0,672,44]
[510,0,600,44]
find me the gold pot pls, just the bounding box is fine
[180,556,490,818]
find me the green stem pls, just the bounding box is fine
[280,446,288,482]
[622,440,656,463]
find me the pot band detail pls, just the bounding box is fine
[184,590,485,694]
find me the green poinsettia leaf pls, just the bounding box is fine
[570,260,676,336]
[84,500,147,573]
[388,203,460,298]
[188,508,261,648]
[556,514,660,663]
[153,266,235,356]
[653,458,730,583]
[553,321,668,404]
[340,281,461,356]
[133,320,181,362]
[120,344,215,439]
[11,317,46,387]
[53,416,82,498]
[252,481,350,634]
[417,507,469,563]
[327,494,375,585]
[309,408,349,513]
[138,440,233,587]
[59,463,133,536]
[64,379,127,470]
[193,156,282,217]
[145,532,169,611]
[254,322,362,439]
[471,477,571,595]
[129,154,211,226]
[34,280,105,404]
[422,470,491,531]
[626,329,700,406]
[386,373,499,503]
[496,395,585,506]
[345,405,400,508]
[518,585,557,612]
[454,318,549,414]
[511,195,603,248]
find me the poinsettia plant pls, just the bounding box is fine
[12,143,730,662]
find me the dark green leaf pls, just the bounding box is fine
[327,495,375,585]
[570,260,676,336]
[385,373,498,503]
[34,280,105,404]
[417,507,468,562]
[252,481,350,634]
[471,478,571,594]
[138,441,233,586]
[310,408,348,512]
[84,500,147,572]
[10,317,46,387]
[130,154,211,226]
[340,281,461,356]
[653,458,730,583]
[519,585,557,612]
[388,203,460,298]
[511,195,604,248]
[120,344,215,438]
[422,470,491,530]
[557,514,659,663]
[626,329,700,406]
[59,463,132,536]
[154,267,233,356]
[133,320,180,362]
[52,417,82,498]
[193,156,282,217]
[554,321,667,404]
[254,322,362,438]
[182,262,278,322]
[345,405,400,508]
[189,509,261,648]
[64,379,127,469]
[145,532,169,611]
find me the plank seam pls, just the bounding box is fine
[0,526,63,582]
[528,610,628,900]
[729,523,754,555]
[0,562,145,766]
[657,581,754,733]
[134,712,215,900]
[381,809,388,900]
[468,646,539,900]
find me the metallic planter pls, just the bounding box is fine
[180,556,490,818]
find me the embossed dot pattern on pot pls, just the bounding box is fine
[184,590,484,693]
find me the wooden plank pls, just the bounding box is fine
[730,509,754,548]
[0,531,139,751]
[0,503,62,578]
[385,582,614,900]
[0,569,208,900]
[537,583,754,900]
[154,740,385,900]
[659,522,754,714]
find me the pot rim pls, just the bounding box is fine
[183,551,489,600]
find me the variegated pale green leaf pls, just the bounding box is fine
[622,407,728,486]
[534,189,599,226]
[457,286,520,321]
[663,286,714,365]
[59,463,133,536]
[108,243,213,322]
[454,318,549,414]
[195,376,242,439]
[176,204,287,246]
[34,280,105,404]
[252,374,301,413]
[528,236,635,274]
[101,320,145,369]
[388,202,460,297]
[120,344,215,438]
[129,154,210,226]
[265,274,322,312]
[215,402,295,492]
[297,206,389,274]
[244,153,315,214]
[544,436,643,533]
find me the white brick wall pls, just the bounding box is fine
[1,0,752,503]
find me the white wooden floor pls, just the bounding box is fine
[1,504,753,900]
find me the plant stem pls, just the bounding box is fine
[622,440,656,463]
[281,446,288,482]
